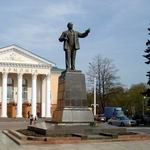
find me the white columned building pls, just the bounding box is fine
[31,74,37,117]
[45,73,51,117]
[1,72,8,117]
[41,76,46,117]
[0,45,55,118]
[17,73,23,117]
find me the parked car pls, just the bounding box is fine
[132,114,150,125]
[108,116,136,126]
[94,114,106,122]
[132,114,145,125]
[143,114,150,125]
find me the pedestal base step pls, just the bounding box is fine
[52,108,94,123]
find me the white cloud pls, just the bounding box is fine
[44,2,83,17]
[0,1,86,50]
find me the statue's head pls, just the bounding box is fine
[67,22,73,30]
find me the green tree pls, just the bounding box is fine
[105,83,147,116]
[127,83,147,115]
[108,86,128,109]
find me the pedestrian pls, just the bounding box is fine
[34,116,37,124]
[29,114,33,125]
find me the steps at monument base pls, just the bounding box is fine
[72,133,113,140]
[53,108,94,123]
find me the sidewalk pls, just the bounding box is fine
[0,132,150,150]
[0,118,45,131]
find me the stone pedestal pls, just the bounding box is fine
[52,70,94,123]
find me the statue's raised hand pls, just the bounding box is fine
[85,28,90,33]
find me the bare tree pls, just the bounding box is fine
[87,55,119,113]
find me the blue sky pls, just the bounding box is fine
[0,0,149,88]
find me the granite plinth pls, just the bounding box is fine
[52,70,94,123]
[27,122,127,136]
[53,107,93,123]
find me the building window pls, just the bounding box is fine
[7,77,14,102]
[23,79,28,101]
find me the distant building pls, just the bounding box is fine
[0,45,63,118]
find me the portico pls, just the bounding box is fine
[0,45,55,118]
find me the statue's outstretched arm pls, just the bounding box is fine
[78,28,90,38]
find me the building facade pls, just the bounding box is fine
[0,45,61,118]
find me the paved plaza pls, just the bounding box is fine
[0,119,150,150]
[0,132,150,150]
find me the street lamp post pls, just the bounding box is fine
[143,96,146,116]
[93,77,96,116]
[91,77,98,116]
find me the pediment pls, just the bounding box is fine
[0,45,55,66]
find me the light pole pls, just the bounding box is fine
[143,96,146,116]
[93,77,96,116]
[91,77,98,116]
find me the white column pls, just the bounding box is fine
[1,72,8,117]
[31,74,37,117]
[41,75,46,117]
[16,73,23,118]
[45,74,51,118]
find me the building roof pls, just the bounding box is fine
[51,67,64,73]
[0,44,56,67]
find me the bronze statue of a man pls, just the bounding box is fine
[59,22,90,71]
